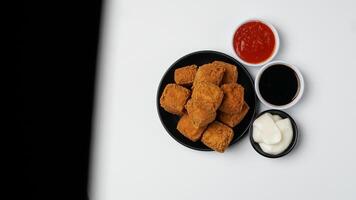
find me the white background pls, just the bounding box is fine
[90,0,356,199]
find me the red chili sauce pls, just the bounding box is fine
[233,21,276,64]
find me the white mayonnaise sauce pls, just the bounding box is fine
[253,113,293,155]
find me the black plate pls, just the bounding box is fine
[249,109,298,158]
[157,50,257,151]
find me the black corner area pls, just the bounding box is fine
[18,0,103,199]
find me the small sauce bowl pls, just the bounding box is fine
[232,19,280,67]
[249,109,299,158]
[255,60,305,110]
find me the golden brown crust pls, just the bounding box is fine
[201,121,234,152]
[185,99,216,128]
[191,82,224,111]
[174,65,198,86]
[160,84,191,116]
[177,114,207,142]
[219,83,244,114]
[193,63,225,86]
[212,61,238,84]
[219,101,249,127]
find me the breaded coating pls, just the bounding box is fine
[174,64,198,86]
[160,84,190,116]
[219,83,244,114]
[185,99,216,128]
[191,82,224,111]
[201,121,234,153]
[219,101,249,127]
[212,61,238,84]
[177,114,206,142]
[193,63,225,86]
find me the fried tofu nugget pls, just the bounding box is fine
[185,99,216,128]
[193,63,225,86]
[212,61,238,84]
[219,83,244,114]
[177,114,206,142]
[191,82,224,111]
[219,101,249,127]
[201,121,234,153]
[160,84,190,116]
[174,64,198,86]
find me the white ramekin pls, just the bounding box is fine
[232,19,280,67]
[255,60,304,110]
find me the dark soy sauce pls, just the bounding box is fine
[259,64,299,106]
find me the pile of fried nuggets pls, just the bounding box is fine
[160,61,249,152]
